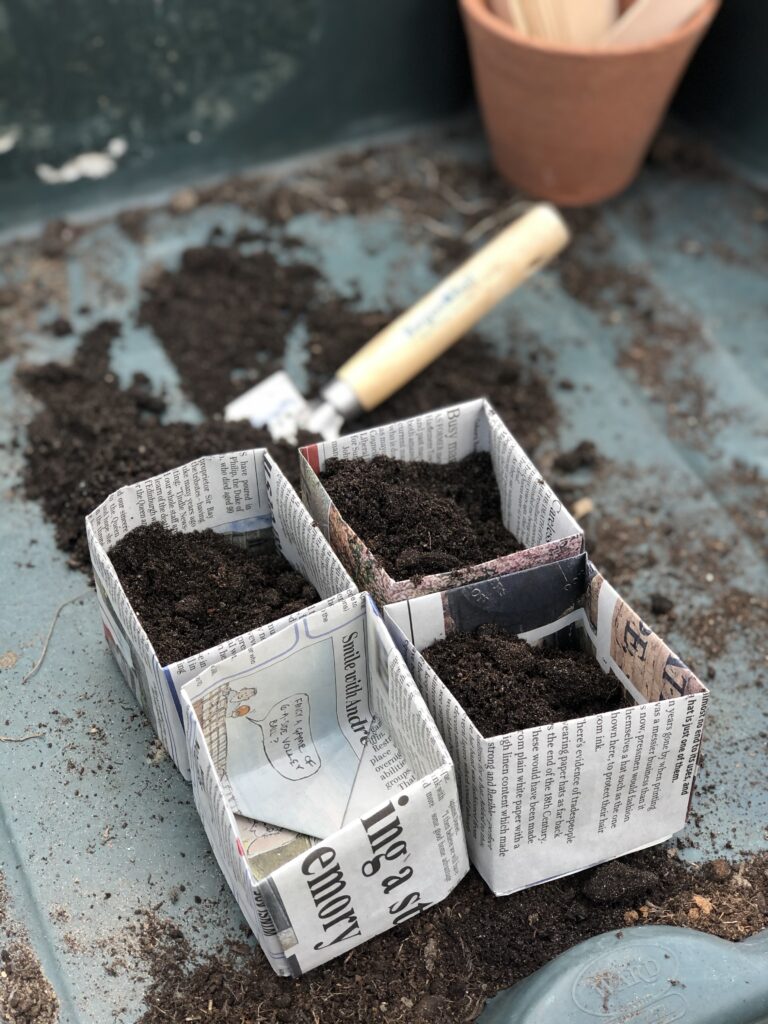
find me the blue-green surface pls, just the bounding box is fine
[480,925,768,1023]
[0,126,767,1022]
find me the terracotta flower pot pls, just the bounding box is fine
[460,0,720,205]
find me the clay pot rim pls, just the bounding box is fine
[461,0,720,57]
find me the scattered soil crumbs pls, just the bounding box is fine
[108,523,318,665]
[423,627,627,736]
[647,131,735,184]
[321,453,519,579]
[682,586,768,664]
[714,459,768,561]
[15,134,559,579]
[19,321,304,573]
[0,873,59,1024]
[556,210,727,453]
[193,141,517,276]
[131,850,768,1024]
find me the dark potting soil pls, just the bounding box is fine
[0,872,59,1024]
[19,321,309,573]
[423,626,627,736]
[130,848,768,1024]
[321,453,519,579]
[107,523,318,665]
[138,246,321,417]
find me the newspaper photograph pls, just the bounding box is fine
[86,448,356,778]
[385,554,709,896]
[183,591,469,976]
[299,398,584,605]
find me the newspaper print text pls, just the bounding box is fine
[361,797,433,927]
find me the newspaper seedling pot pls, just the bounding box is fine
[386,553,709,896]
[86,449,356,779]
[460,0,719,205]
[300,399,583,606]
[182,591,469,976]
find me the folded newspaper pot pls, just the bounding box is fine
[299,398,583,606]
[385,553,709,896]
[182,590,470,976]
[86,449,356,779]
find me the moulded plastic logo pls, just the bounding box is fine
[571,942,688,1021]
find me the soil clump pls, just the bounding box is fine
[19,321,306,573]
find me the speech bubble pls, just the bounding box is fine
[251,693,321,782]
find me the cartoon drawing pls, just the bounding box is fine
[234,815,315,881]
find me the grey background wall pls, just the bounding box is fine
[0,0,763,228]
[0,0,472,226]
[674,0,768,180]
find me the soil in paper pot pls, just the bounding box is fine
[320,453,520,580]
[108,523,318,665]
[423,626,629,737]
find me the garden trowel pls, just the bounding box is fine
[224,203,570,444]
[479,923,768,1024]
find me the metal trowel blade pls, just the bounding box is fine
[224,371,311,445]
[224,370,345,445]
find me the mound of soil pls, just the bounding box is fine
[321,453,519,579]
[0,941,59,1024]
[0,873,59,1024]
[138,246,321,417]
[423,626,628,736]
[108,523,318,665]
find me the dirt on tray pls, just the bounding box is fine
[19,321,309,573]
[6,130,768,1024]
[0,942,59,1024]
[423,626,628,736]
[137,245,557,454]
[138,245,321,417]
[321,453,519,579]
[0,873,59,1024]
[552,440,600,474]
[107,523,319,665]
[14,135,559,577]
[130,848,768,1024]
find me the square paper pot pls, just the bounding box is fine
[299,398,583,606]
[182,591,469,977]
[86,449,356,778]
[385,553,709,896]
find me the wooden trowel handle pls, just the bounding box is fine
[335,203,570,412]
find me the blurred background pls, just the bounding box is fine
[0,0,765,229]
